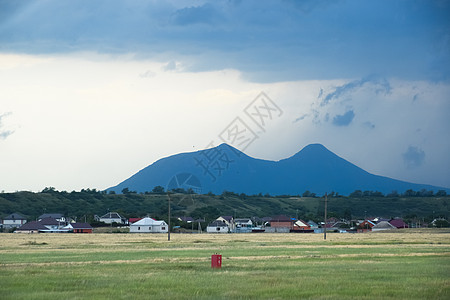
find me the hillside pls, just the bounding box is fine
[1,190,448,226]
[107,143,449,195]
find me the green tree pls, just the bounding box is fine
[349,190,363,198]
[436,190,447,197]
[152,186,165,194]
[433,219,449,228]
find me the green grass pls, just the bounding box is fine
[0,231,449,299]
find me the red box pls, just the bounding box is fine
[211,254,222,268]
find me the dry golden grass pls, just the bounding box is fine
[1,228,449,251]
[1,229,449,300]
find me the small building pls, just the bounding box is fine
[99,212,125,224]
[38,213,66,224]
[235,218,253,228]
[307,220,319,229]
[389,218,409,229]
[358,220,376,230]
[177,216,194,223]
[206,220,229,233]
[265,215,293,233]
[129,217,168,233]
[372,221,396,232]
[15,221,48,234]
[39,217,63,231]
[2,213,27,229]
[64,223,93,233]
[292,219,312,232]
[216,216,235,231]
[235,218,253,233]
[269,215,293,229]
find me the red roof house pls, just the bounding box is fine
[389,218,409,229]
[65,223,93,233]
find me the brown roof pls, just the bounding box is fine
[71,223,93,229]
[270,215,292,222]
[3,213,26,220]
[16,221,48,231]
[39,217,60,226]
[389,219,409,228]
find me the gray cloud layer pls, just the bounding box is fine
[1,0,449,82]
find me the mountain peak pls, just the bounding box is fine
[288,143,335,160]
[213,143,245,156]
[302,143,332,152]
[108,142,449,195]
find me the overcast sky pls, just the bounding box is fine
[1,0,449,192]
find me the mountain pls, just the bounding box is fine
[107,143,449,195]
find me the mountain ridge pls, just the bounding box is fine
[107,143,449,195]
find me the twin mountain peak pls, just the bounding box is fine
[108,143,447,195]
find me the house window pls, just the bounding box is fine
[148,227,151,230]
[138,226,140,230]
[217,227,220,231]
[162,227,165,230]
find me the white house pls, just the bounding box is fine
[372,221,397,232]
[207,220,229,233]
[129,217,168,233]
[99,212,125,224]
[235,218,253,228]
[2,213,27,229]
[235,218,253,233]
[215,216,235,231]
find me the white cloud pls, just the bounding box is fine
[0,53,449,192]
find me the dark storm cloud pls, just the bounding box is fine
[0,0,449,82]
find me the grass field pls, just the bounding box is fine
[1,229,449,299]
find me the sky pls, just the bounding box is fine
[0,0,449,192]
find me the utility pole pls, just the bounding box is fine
[324,193,327,240]
[167,192,171,241]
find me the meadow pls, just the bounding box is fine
[1,229,449,299]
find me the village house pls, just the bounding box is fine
[40,217,64,230]
[215,216,235,231]
[15,221,49,233]
[307,220,318,228]
[15,217,92,234]
[372,221,396,232]
[129,217,168,233]
[389,218,409,229]
[235,218,253,232]
[63,223,93,233]
[358,220,376,232]
[1,213,27,229]
[206,220,229,233]
[266,215,293,233]
[98,212,126,224]
[292,219,313,232]
[38,213,66,224]
[177,216,194,223]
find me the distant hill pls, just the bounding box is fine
[1,191,449,224]
[107,143,449,195]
